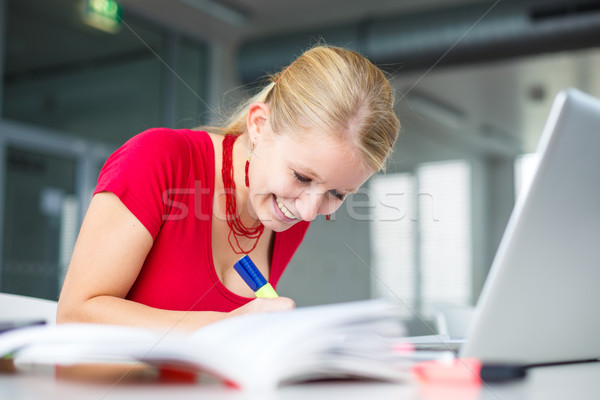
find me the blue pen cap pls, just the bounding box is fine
[233,255,267,292]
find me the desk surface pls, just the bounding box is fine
[1,362,600,400]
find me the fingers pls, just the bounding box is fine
[231,297,296,317]
[252,297,296,312]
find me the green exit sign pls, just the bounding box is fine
[82,0,123,33]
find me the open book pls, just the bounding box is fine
[0,299,412,390]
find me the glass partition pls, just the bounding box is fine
[1,0,208,300]
[1,146,76,299]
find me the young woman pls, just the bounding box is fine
[56,45,400,331]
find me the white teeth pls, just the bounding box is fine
[275,197,297,220]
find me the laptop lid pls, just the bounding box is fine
[460,88,600,364]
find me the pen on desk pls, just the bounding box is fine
[233,255,279,298]
[413,357,600,384]
[412,358,527,384]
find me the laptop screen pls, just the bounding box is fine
[461,88,600,364]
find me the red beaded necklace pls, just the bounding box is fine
[221,134,264,254]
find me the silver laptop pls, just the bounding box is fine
[458,88,600,364]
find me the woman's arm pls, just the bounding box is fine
[57,192,294,331]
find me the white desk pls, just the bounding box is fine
[1,362,600,400]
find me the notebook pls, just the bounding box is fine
[411,88,600,364]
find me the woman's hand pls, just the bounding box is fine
[229,297,296,318]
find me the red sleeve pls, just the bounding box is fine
[94,128,192,239]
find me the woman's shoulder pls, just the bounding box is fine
[130,127,212,146]
[118,128,216,159]
[204,131,224,142]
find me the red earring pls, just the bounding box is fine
[326,214,331,221]
[245,158,250,187]
[245,143,254,187]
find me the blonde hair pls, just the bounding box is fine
[210,45,400,172]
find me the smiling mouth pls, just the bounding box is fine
[275,196,298,221]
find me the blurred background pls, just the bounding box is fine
[1,0,599,330]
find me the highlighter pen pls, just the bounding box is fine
[412,358,527,384]
[233,255,279,298]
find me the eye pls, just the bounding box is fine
[293,171,311,184]
[329,189,345,201]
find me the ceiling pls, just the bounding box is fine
[115,0,600,156]
[6,0,600,156]
[118,0,489,44]
[5,0,490,78]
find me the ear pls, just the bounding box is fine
[246,102,271,145]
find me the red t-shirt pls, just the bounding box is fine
[94,128,310,312]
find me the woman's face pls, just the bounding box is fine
[246,103,373,232]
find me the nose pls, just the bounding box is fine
[295,188,325,221]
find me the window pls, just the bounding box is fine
[370,160,472,318]
[2,147,76,299]
[370,173,416,311]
